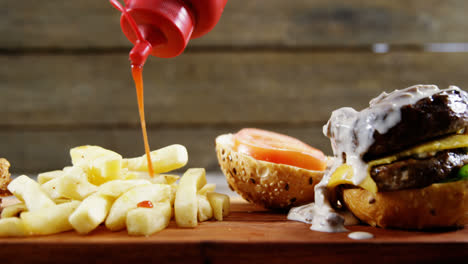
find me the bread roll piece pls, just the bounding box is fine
[0,158,12,197]
[342,180,468,229]
[216,134,324,209]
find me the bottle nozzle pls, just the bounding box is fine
[110,0,155,66]
[129,40,152,67]
[129,24,166,66]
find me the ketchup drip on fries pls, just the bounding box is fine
[137,200,154,208]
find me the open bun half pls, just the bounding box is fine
[216,134,324,209]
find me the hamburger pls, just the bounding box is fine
[322,84,468,229]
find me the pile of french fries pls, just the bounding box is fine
[0,145,229,237]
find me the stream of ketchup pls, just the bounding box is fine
[131,65,154,177]
[109,0,155,177]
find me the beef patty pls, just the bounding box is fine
[370,149,468,191]
[363,88,468,161]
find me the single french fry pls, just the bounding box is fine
[38,170,64,185]
[197,194,213,222]
[57,166,98,200]
[20,201,80,235]
[8,175,55,211]
[174,168,207,227]
[69,194,113,234]
[161,174,180,185]
[126,201,171,236]
[198,183,216,196]
[169,183,177,206]
[96,179,151,198]
[207,192,230,221]
[124,171,180,185]
[53,198,72,204]
[0,218,29,237]
[41,176,62,200]
[70,145,121,166]
[70,145,122,185]
[122,144,188,174]
[105,184,171,231]
[1,203,27,218]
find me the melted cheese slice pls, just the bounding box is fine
[368,134,468,167]
[328,164,378,194]
[328,134,468,193]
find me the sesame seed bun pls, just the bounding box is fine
[341,180,468,229]
[216,134,324,209]
[0,158,12,197]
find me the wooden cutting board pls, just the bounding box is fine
[0,197,467,264]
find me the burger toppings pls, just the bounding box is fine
[370,149,468,191]
[445,164,468,183]
[288,85,468,232]
[233,128,327,171]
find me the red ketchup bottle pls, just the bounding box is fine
[110,0,228,66]
[109,0,228,177]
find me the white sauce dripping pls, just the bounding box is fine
[288,85,462,232]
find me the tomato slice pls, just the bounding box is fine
[233,128,327,171]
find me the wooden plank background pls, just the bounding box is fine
[2,0,468,48]
[1,0,468,172]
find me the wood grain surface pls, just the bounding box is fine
[1,52,467,126]
[2,0,468,48]
[0,199,467,264]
